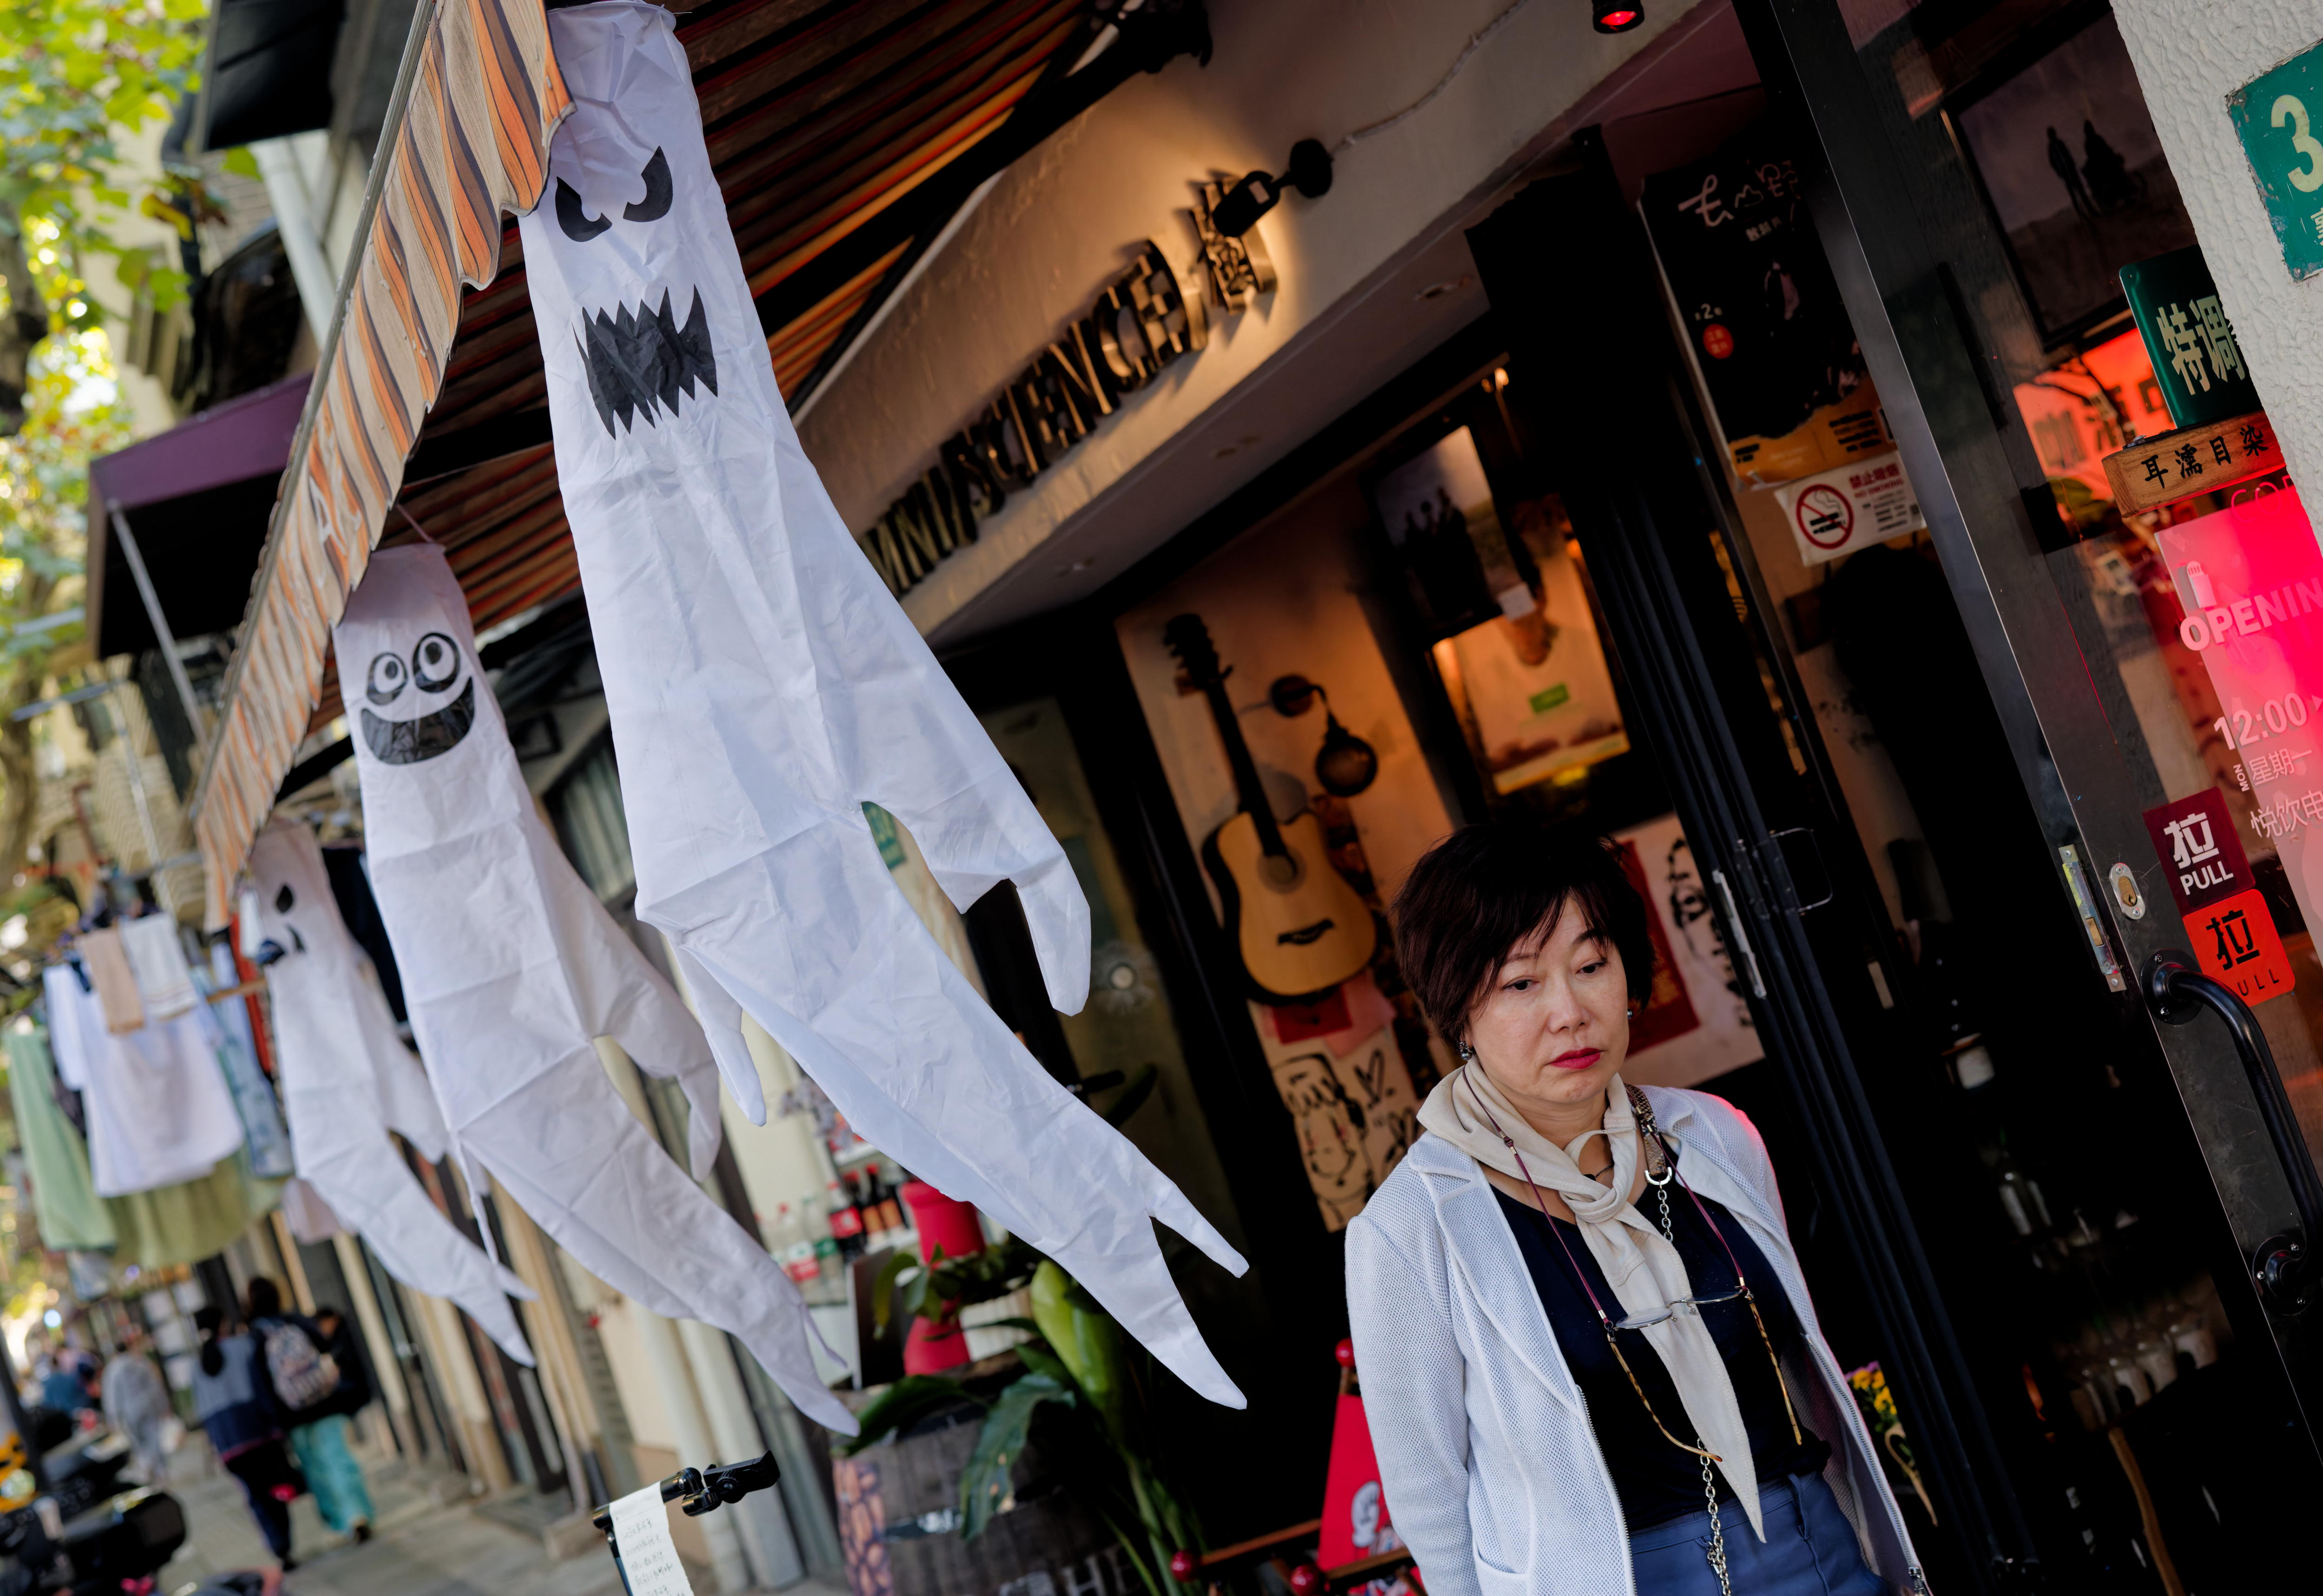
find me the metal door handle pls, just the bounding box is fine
[2144,951,2323,1314]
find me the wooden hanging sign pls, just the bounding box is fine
[2102,410,2278,514]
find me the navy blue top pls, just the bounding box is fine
[1494,1158,1831,1530]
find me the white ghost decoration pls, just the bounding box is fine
[336,541,852,1431]
[518,0,1247,1411]
[246,819,538,1363]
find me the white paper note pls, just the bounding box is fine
[609,1485,694,1596]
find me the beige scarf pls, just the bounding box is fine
[1418,1063,1765,1540]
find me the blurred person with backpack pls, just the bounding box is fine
[190,1307,302,1570]
[245,1278,374,1543]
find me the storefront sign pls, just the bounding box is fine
[2184,888,2295,1006]
[858,242,1209,599]
[2142,790,2250,913]
[2119,245,2258,426]
[2227,42,2323,282]
[1773,451,1923,566]
[2100,409,2276,512]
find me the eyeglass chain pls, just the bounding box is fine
[1649,1143,1733,1596]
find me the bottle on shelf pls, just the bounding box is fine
[827,1179,867,1259]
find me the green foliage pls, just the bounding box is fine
[871,1233,1044,1337]
[958,1372,1075,1540]
[0,0,210,324]
[838,1374,980,1457]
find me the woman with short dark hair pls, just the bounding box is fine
[189,1305,301,1571]
[1348,824,1926,1596]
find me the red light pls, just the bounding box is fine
[1595,6,1642,30]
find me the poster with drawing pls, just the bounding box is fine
[1376,430,1630,793]
[1253,1002,1419,1234]
[1614,812,1762,1087]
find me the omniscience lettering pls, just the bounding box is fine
[857,241,1205,598]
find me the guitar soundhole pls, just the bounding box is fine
[1260,850,1302,890]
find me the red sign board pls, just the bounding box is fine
[2143,790,2251,914]
[2183,888,2296,1007]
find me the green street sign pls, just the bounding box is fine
[2119,245,2259,429]
[2228,39,2323,281]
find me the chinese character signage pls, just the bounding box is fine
[1641,129,1893,486]
[2119,245,2259,427]
[2100,409,2277,514]
[2226,40,2323,283]
[1773,451,1924,567]
[2142,790,2251,914]
[2185,888,2295,1007]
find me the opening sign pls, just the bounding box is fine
[1773,451,1924,566]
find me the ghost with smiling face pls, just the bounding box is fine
[336,541,853,1432]
[245,818,538,1364]
[518,0,1247,1413]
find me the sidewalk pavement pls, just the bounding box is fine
[157,1444,847,1596]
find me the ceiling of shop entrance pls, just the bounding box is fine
[889,0,1763,647]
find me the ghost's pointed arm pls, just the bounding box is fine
[672,943,766,1125]
[533,820,724,1179]
[776,443,1092,1016]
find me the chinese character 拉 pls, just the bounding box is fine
[2163,812,2222,867]
[2207,907,2262,967]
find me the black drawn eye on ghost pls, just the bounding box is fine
[255,880,306,965]
[551,144,718,438]
[361,629,475,766]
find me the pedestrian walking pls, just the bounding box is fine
[1348,825,1924,1596]
[189,1307,301,1570]
[99,1328,174,1483]
[245,1279,374,1543]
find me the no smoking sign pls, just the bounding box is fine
[1773,450,1923,567]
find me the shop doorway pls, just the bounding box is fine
[1459,5,2323,1589]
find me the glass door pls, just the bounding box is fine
[1743,0,2323,1425]
[1468,14,2323,1589]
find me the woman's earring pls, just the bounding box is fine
[1457,1043,1477,1063]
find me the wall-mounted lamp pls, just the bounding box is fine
[1269,674,1379,798]
[1592,2,1644,33]
[1211,139,1334,238]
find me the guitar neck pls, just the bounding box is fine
[1198,676,1289,858]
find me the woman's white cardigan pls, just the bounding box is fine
[1346,1085,1926,1596]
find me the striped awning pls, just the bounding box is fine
[190,0,570,925]
[190,0,1164,925]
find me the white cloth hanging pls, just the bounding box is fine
[246,819,538,1362]
[515,0,1247,1413]
[119,916,196,1020]
[41,963,243,1197]
[333,543,849,1427]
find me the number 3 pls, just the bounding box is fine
[2274,93,2323,192]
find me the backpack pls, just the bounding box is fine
[261,1321,340,1412]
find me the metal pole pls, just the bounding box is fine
[107,506,206,739]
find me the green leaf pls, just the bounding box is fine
[869,1249,923,1337]
[220,146,261,180]
[837,1375,977,1457]
[958,1373,1074,1542]
[1014,1340,1075,1388]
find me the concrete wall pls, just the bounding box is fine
[2116,4,2323,494]
[798,0,1752,643]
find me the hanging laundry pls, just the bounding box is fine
[279,1177,345,1245]
[79,929,143,1034]
[332,543,842,1421]
[119,916,197,1020]
[190,955,295,1182]
[245,818,537,1363]
[4,1018,117,1252]
[42,964,243,1197]
[515,0,1246,1412]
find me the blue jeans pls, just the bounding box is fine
[1631,1473,1887,1596]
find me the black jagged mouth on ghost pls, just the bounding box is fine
[578,287,717,437]
[361,677,476,765]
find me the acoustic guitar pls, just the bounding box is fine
[1163,614,1378,1003]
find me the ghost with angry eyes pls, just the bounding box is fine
[244,818,538,1365]
[337,541,854,1431]
[518,0,1248,1413]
